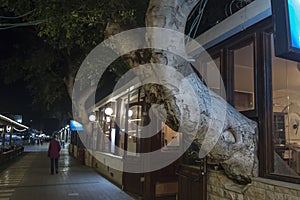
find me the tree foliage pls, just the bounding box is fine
[0,0,149,115]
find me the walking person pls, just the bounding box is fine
[48,135,61,175]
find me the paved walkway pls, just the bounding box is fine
[0,143,134,200]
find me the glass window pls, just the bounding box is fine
[98,102,117,154]
[115,96,127,156]
[127,104,141,155]
[96,88,145,157]
[207,57,222,96]
[161,123,181,151]
[271,33,300,177]
[196,55,223,97]
[97,107,105,151]
[126,90,144,156]
[233,42,255,111]
[104,103,113,153]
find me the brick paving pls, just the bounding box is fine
[0,143,134,200]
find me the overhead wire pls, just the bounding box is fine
[0,9,35,19]
[225,0,253,17]
[185,0,209,43]
[187,1,202,21]
[0,19,46,30]
[0,9,45,30]
[192,0,208,39]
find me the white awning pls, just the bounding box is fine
[0,114,29,130]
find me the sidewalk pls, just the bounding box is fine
[0,143,134,200]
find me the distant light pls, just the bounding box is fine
[6,125,11,133]
[89,114,96,122]
[128,109,133,117]
[13,115,22,123]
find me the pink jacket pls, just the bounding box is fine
[48,139,61,158]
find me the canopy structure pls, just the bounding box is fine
[0,114,29,132]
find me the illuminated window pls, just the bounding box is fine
[161,123,181,151]
[271,33,300,178]
[233,42,255,111]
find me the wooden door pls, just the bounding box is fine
[177,157,207,200]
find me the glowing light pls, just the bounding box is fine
[128,109,133,117]
[105,107,113,116]
[88,114,96,122]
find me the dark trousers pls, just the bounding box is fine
[50,158,59,174]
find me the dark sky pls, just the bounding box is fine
[0,0,238,130]
[0,28,66,132]
[0,78,50,130]
[0,28,39,126]
[0,79,37,123]
[0,78,58,132]
[0,80,31,112]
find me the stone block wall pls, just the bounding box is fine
[92,151,123,187]
[207,169,300,200]
[84,149,93,167]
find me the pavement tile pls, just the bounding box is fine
[0,143,134,200]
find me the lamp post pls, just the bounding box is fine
[88,112,98,150]
[7,125,12,146]
[1,125,4,152]
[88,113,97,122]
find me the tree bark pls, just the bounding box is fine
[145,0,258,183]
[103,0,258,183]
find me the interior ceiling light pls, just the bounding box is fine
[105,107,113,116]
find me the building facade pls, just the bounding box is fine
[69,0,300,199]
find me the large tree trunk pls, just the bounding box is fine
[103,0,258,183]
[145,0,258,183]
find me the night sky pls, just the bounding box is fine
[0,0,243,131]
[0,27,68,133]
[0,28,38,126]
[0,80,32,114]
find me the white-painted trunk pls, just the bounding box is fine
[145,0,258,183]
[103,0,258,183]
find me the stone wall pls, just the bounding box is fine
[92,151,123,187]
[84,149,93,167]
[207,169,300,200]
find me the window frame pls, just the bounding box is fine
[207,17,300,183]
[262,28,300,184]
[226,34,258,118]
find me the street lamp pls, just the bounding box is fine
[105,107,113,116]
[88,113,97,122]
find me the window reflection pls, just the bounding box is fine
[207,57,222,95]
[271,33,300,177]
[95,87,182,157]
[161,123,181,151]
[127,104,142,156]
[233,42,255,111]
[96,89,145,157]
[197,55,223,97]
